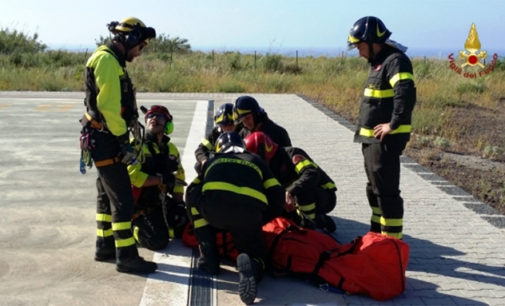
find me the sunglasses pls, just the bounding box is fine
[146,113,165,120]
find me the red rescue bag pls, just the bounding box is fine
[263,217,409,301]
[316,232,409,301]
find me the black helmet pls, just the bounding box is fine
[215,132,244,153]
[233,95,261,120]
[214,103,234,126]
[347,16,391,47]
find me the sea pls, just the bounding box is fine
[52,44,504,60]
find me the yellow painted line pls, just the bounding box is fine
[58,104,74,111]
[0,104,12,110]
[35,104,51,111]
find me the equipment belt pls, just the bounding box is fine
[94,157,121,168]
[84,112,104,130]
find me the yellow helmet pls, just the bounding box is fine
[114,17,146,33]
[107,17,156,47]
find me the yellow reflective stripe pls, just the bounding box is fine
[371,215,381,223]
[359,124,411,137]
[263,177,280,189]
[190,207,200,216]
[112,221,132,231]
[348,35,360,43]
[203,181,268,205]
[96,228,113,237]
[133,225,140,242]
[192,177,201,184]
[236,108,251,116]
[371,206,382,215]
[202,138,212,150]
[380,216,403,227]
[115,237,136,248]
[321,182,336,190]
[294,159,314,174]
[96,213,112,222]
[389,72,414,87]
[205,157,262,180]
[390,125,412,134]
[194,218,209,229]
[298,202,316,212]
[382,231,402,239]
[364,88,394,98]
[169,228,175,238]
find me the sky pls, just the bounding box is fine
[1,0,504,57]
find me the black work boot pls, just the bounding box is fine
[116,256,157,274]
[195,227,220,275]
[95,238,115,262]
[116,246,157,275]
[236,253,257,305]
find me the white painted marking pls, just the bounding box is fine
[140,100,209,306]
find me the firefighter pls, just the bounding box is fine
[244,132,337,232]
[127,105,188,250]
[80,17,157,274]
[347,16,416,239]
[233,95,292,147]
[194,103,235,174]
[186,132,285,305]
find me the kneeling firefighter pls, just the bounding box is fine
[186,132,285,304]
[127,105,188,250]
[244,132,338,232]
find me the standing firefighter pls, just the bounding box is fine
[347,16,416,239]
[127,105,188,250]
[186,132,285,304]
[80,17,157,274]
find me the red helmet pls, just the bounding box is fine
[244,132,278,162]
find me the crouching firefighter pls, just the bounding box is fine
[186,132,285,305]
[127,105,188,250]
[79,17,157,274]
[245,132,338,233]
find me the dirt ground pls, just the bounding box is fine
[323,99,505,217]
[405,146,505,215]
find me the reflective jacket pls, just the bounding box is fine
[270,147,337,197]
[128,135,186,195]
[202,151,284,214]
[84,44,137,136]
[195,126,223,165]
[354,46,416,144]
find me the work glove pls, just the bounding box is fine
[157,172,175,193]
[117,133,137,165]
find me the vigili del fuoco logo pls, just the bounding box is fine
[448,23,498,78]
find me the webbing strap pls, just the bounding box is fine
[94,157,121,168]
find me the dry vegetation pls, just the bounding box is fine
[0,47,504,213]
